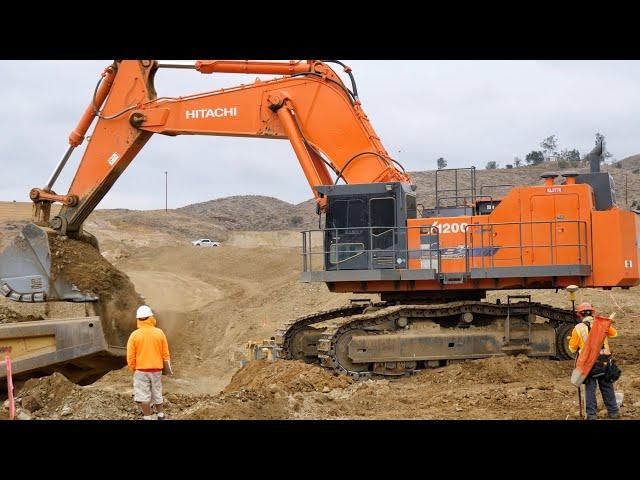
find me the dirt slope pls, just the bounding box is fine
[107,243,365,395]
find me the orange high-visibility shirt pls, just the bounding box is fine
[126,316,170,371]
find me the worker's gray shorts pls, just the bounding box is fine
[133,370,163,405]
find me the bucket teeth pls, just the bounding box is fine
[0,223,96,303]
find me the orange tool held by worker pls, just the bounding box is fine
[570,303,617,386]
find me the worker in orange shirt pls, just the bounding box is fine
[568,302,619,420]
[127,305,173,420]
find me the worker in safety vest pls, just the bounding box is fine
[127,305,173,420]
[568,302,619,420]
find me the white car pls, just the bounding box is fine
[191,239,221,247]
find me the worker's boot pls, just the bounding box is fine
[586,415,597,420]
[608,411,620,419]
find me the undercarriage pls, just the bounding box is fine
[275,298,577,378]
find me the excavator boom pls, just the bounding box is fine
[34,60,409,237]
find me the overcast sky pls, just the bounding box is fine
[1,60,639,209]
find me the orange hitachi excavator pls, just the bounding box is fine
[1,60,639,381]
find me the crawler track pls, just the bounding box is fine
[274,304,371,360]
[276,301,577,378]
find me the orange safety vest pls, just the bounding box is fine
[568,317,617,355]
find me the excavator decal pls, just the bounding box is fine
[185,108,238,119]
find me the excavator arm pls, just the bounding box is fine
[31,60,411,235]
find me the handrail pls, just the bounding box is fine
[435,194,493,209]
[464,220,589,272]
[300,225,439,273]
[300,219,590,277]
[435,167,477,212]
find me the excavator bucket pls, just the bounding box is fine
[0,223,131,382]
[0,222,96,303]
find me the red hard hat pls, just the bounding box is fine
[576,302,595,315]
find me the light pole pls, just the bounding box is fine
[164,171,168,212]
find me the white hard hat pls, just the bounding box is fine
[136,305,154,319]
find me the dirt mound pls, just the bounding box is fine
[174,356,590,420]
[17,372,80,414]
[126,270,223,312]
[6,370,206,420]
[176,361,351,420]
[420,355,573,385]
[49,235,143,346]
[225,360,352,395]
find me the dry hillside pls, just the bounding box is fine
[615,154,640,171]
[177,195,316,231]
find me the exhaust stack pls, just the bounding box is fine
[587,137,605,173]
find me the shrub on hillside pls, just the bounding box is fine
[525,151,544,165]
[289,215,303,226]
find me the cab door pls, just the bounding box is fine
[325,198,369,270]
[369,197,396,269]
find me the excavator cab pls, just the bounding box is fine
[317,183,417,272]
